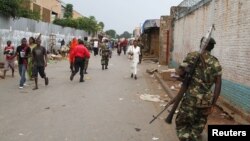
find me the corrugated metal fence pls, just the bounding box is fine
[0,15,88,61]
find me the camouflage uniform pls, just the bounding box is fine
[100,42,110,70]
[175,51,222,141]
[83,41,91,74]
[138,42,144,64]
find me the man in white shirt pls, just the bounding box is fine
[93,40,99,56]
[127,40,140,80]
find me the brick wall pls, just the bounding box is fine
[150,29,160,57]
[159,16,173,65]
[171,0,250,113]
[42,7,50,23]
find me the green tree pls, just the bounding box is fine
[53,18,78,29]
[89,16,96,21]
[54,15,104,36]
[0,0,22,18]
[119,31,132,39]
[98,22,104,31]
[105,29,116,39]
[64,4,73,18]
[76,17,97,35]
[85,16,98,35]
[18,8,40,21]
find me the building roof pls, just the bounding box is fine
[142,19,160,33]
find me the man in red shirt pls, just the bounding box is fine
[1,41,16,79]
[70,39,90,82]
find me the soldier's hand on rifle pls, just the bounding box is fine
[176,67,185,81]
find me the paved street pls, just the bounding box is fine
[0,52,178,141]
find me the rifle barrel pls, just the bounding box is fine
[149,100,173,124]
[165,84,188,124]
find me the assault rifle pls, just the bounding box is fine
[149,24,215,124]
[35,33,42,41]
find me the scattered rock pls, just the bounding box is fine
[152,137,159,140]
[146,68,158,74]
[160,104,166,107]
[170,86,175,90]
[135,128,141,132]
[140,94,161,102]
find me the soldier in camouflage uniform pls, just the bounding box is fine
[138,38,144,64]
[175,37,222,141]
[83,37,91,74]
[100,39,110,70]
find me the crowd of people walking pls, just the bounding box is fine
[0,35,144,90]
[0,31,225,141]
[1,35,49,90]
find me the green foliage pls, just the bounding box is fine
[54,15,104,36]
[105,29,117,39]
[64,4,73,18]
[0,0,40,20]
[119,31,132,39]
[18,8,40,21]
[0,0,21,18]
[98,22,104,31]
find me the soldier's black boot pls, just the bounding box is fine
[105,65,108,69]
[131,73,133,78]
[102,65,104,70]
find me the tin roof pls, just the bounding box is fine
[142,19,160,33]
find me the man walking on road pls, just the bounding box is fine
[93,39,99,56]
[175,37,222,141]
[70,39,90,82]
[1,40,16,79]
[32,38,49,90]
[16,38,31,89]
[127,40,141,80]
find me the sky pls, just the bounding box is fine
[62,0,184,34]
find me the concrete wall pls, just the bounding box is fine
[171,0,250,113]
[0,15,88,61]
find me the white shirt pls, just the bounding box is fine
[127,45,140,63]
[93,41,98,48]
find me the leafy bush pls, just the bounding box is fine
[18,8,40,21]
[0,0,20,18]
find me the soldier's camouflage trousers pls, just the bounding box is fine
[101,56,109,66]
[175,96,210,141]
